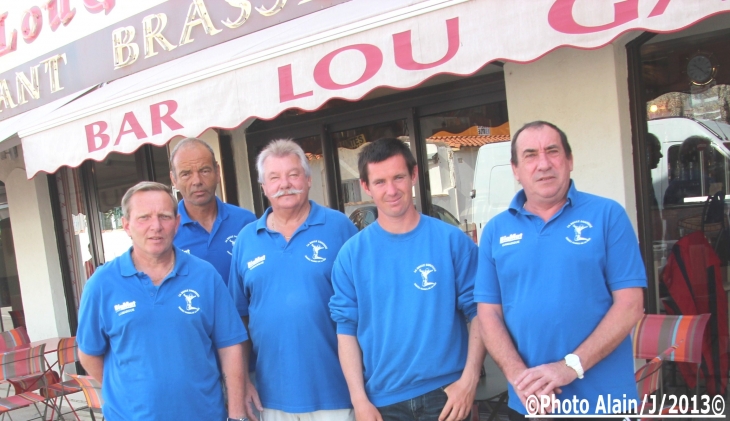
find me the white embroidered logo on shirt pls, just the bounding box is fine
[226,235,237,256]
[566,220,592,245]
[114,301,136,316]
[499,233,523,247]
[248,255,265,270]
[305,240,327,263]
[414,264,437,291]
[178,289,200,314]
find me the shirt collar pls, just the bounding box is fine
[178,196,227,225]
[509,179,577,214]
[120,247,190,277]
[255,200,325,233]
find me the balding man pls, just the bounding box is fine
[171,137,256,285]
[76,181,249,421]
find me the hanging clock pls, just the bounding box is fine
[687,53,716,86]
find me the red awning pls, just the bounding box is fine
[19,0,730,178]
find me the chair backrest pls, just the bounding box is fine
[70,374,103,410]
[632,314,710,364]
[0,344,46,382]
[56,337,78,368]
[0,327,31,351]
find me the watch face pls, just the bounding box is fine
[687,55,714,85]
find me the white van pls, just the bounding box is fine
[470,141,519,244]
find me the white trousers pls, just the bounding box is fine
[259,408,354,421]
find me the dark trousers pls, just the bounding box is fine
[378,387,465,421]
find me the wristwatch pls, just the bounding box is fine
[564,353,584,379]
[227,418,247,421]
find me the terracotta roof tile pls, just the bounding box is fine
[426,135,511,148]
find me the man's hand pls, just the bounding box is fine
[439,377,477,421]
[244,379,263,421]
[514,360,576,407]
[353,399,383,421]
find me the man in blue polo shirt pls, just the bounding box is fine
[330,138,485,421]
[475,121,646,419]
[76,181,248,421]
[171,137,256,285]
[229,139,357,421]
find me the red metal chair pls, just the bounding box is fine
[44,337,82,420]
[632,313,710,396]
[69,375,104,421]
[0,344,55,420]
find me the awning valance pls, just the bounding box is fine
[19,0,730,178]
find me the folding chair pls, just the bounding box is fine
[632,313,710,396]
[0,328,30,352]
[0,344,55,420]
[69,375,104,421]
[44,337,82,420]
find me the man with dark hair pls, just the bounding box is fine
[76,181,249,421]
[476,121,646,419]
[330,138,485,421]
[171,137,255,285]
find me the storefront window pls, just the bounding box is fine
[638,24,730,396]
[0,182,22,331]
[331,120,409,224]
[418,102,509,241]
[55,168,94,313]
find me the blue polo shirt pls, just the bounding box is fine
[77,248,248,421]
[474,181,646,415]
[330,215,478,407]
[228,201,357,412]
[174,197,255,285]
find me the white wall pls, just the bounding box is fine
[504,44,637,228]
[0,151,70,339]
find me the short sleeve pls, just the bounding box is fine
[76,274,109,356]
[228,238,250,317]
[474,223,503,304]
[212,272,249,349]
[454,234,479,321]
[605,204,647,291]
[329,246,358,336]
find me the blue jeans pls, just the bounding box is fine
[377,387,457,421]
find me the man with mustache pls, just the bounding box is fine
[229,139,358,421]
[475,121,646,419]
[171,137,255,286]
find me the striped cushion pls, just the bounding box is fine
[0,328,31,352]
[44,379,82,398]
[632,314,710,364]
[56,337,78,366]
[0,344,46,382]
[0,391,46,413]
[10,371,58,394]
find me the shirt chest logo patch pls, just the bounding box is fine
[566,220,592,245]
[114,301,136,316]
[499,233,523,247]
[305,240,327,263]
[414,264,437,291]
[178,289,200,314]
[248,255,265,270]
[226,235,237,256]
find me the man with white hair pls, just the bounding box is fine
[229,139,358,421]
